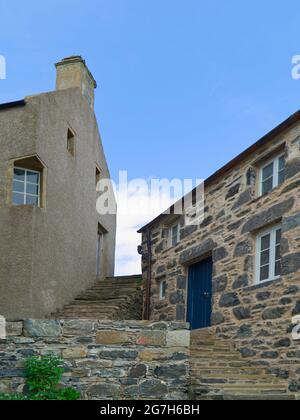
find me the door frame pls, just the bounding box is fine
[96,231,103,277]
[96,223,107,278]
[185,255,213,330]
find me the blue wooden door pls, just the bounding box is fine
[187,258,213,330]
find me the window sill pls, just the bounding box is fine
[160,244,178,255]
[244,277,282,292]
[9,204,45,211]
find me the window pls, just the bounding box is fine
[159,279,167,300]
[13,167,40,206]
[67,128,75,156]
[259,154,285,196]
[96,166,101,189]
[256,225,282,284]
[169,223,180,247]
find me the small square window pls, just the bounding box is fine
[159,279,167,300]
[67,129,76,157]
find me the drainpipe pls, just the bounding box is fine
[144,228,152,320]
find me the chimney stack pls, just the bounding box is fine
[55,56,97,109]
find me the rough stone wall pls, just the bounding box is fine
[117,288,144,321]
[0,320,190,400]
[141,121,300,390]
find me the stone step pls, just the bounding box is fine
[56,311,114,316]
[194,392,294,401]
[95,284,140,288]
[106,275,142,280]
[190,346,234,353]
[56,315,113,320]
[220,394,295,401]
[190,368,270,376]
[53,275,143,321]
[189,328,289,399]
[79,290,137,297]
[194,384,287,394]
[84,284,137,288]
[95,280,140,286]
[58,308,118,314]
[56,306,119,312]
[62,303,120,308]
[191,353,242,361]
[73,298,128,304]
[76,294,133,300]
[193,376,284,385]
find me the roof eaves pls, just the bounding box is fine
[0,100,26,111]
[138,109,300,233]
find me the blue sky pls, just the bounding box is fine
[1,1,300,274]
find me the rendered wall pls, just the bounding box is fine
[0,88,116,319]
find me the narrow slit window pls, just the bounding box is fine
[96,167,101,190]
[259,154,285,196]
[159,279,167,300]
[256,226,282,283]
[67,129,76,156]
[170,223,180,248]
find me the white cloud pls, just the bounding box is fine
[114,180,181,276]
[113,174,204,276]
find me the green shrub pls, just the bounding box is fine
[56,387,81,401]
[0,354,80,401]
[25,354,64,395]
[0,393,28,400]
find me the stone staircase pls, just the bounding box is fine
[53,275,143,320]
[189,328,294,400]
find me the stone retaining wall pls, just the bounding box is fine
[0,320,190,400]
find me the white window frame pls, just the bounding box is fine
[159,279,167,300]
[255,224,282,284]
[259,153,285,196]
[13,167,41,207]
[169,223,180,248]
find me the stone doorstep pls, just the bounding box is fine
[191,354,242,360]
[221,395,296,400]
[196,375,284,383]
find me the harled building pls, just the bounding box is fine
[0,56,116,319]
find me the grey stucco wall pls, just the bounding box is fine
[0,88,116,319]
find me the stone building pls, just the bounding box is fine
[138,110,300,396]
[0,56,116,320]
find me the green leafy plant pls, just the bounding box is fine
[25,354,64,395]
[0,354,80,401]
[0,393,28,400]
